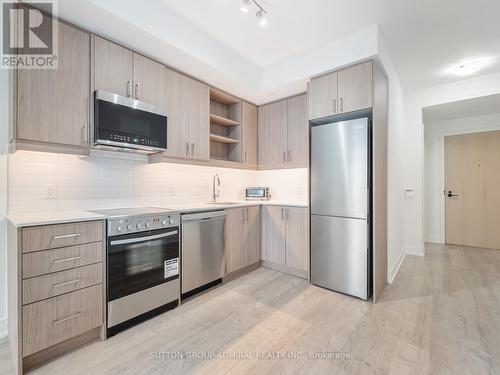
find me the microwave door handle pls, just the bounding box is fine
[110,230,178,246]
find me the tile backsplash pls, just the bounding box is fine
[8,151,308,213]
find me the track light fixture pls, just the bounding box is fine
[240,0,268,27]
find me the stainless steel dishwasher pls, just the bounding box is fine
[181,210,227,299]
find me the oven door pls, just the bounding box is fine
[107,227,179,302]
[94,90,167,153]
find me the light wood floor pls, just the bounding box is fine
[2,242,500,375]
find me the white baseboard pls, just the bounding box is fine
[0,319,7,339]
[406,247,425,256]
[388,249,406,284]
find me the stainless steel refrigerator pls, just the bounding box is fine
[310,116,371,300]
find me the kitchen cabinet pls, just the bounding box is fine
[241,102,258,167]
[16,21,90,147]
[225,206,261,274]
[162,71,209,160]
[286,94,308,168]
[258,94,308,169]
[337,61,373,114]
[94,36,166,107]
[308,61,373,120]
[262,206,309,277]
[258,100,288,169]
[308,71,338,120]
[94,36,133,98]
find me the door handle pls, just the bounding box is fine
[339,97,344,112]
[185,142,189,157]
[126,80,132,97]
[283,151,286,163]
[287,150,291,163]
[447,190,460,198]
[191,143,195,157]
[135,82,140,99]
[333,98,337,113]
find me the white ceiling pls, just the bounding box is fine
[58,0,500,103]
[423,93,500,123]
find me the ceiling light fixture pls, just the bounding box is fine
[240,0,269,27]
[448,59,491,76]
[240,0,250,13]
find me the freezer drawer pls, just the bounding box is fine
[310,215,369,299]
[310,118,369,218]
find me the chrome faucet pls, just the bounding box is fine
[212,174,221,203]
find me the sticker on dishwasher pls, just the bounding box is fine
[164,258,179,278]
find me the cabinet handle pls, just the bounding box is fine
[185,142,189,157]
[244,151,247,163]
[339,97,344,113]
[191,143,195,157]
[53,279,81,289]
[333,99,337,113]
[126,80,132,97]
[81,124,88,145]
[242,210,245,223]
[135,82,140,99]
[53,313,81,325]
[53,256,81,264]
[286,208,290,221]
[281,207,285,220]
[52,233,80,240]
[246,209,249,221]
[283,151,286,163]
[287,150,291,163]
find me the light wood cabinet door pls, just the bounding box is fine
[225,208,246,274]
[337,61,373,114]
[308,71,338,120]
[258,100,288,169]
[263,206,286,264]
[17,21,90,146]
[245,206,261,266]
[285,207,309,272]
[132,53,165,106]
[94,36,133,97]
[176,74,209,161]
[286,94,308,168]
[242,102,258,167]
[162,69,186,158]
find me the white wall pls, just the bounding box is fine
[424,113,500,243]
[0,70,9,338]
[404,72,500,256]
[377,35,407,283]
[8,151,308,214]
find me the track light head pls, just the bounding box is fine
[240,0,250,13]
[256,9,268,27]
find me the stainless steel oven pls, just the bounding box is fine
[94,90,167,154]
[88,207,179,336]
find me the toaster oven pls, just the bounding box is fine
[245,187,271,200]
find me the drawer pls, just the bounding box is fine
[23,263,103,305]
[23,285,102,357]
[22,221,103,253]
[23,242,103,279]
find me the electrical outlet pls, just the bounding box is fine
[44,184,56,199]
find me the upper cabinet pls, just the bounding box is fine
[94,36,166,107]
[258,94,308,169]
[308,61,373,120]
[16,20,91,147]
[94,36,133,98]
[163,72,209,161]
[241,102,258,167]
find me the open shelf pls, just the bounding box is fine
[210,89,240,105]
[210,113,239,127]
[210,134,240,144]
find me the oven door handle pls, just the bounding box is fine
[110,230,178,246]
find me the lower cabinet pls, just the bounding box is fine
[225,206,261,274]
[261,206,309,278]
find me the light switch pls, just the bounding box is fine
[404,189,415,199]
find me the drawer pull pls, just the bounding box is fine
[52,233,81,240]
[53,313,81,325]
[53,279,81,289]
[53,256,81,264]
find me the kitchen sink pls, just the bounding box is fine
[209,201,239,205]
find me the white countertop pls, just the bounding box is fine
[7,201,308,228]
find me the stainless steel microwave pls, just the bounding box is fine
[245,187,271,200]
[94,90,167,154]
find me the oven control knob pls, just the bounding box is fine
[145,222,151,228]
[169,219,174,225]
[137,223,143,229]
[162,220,168,226]
[117,226,123,232]
[127,224,133,230]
